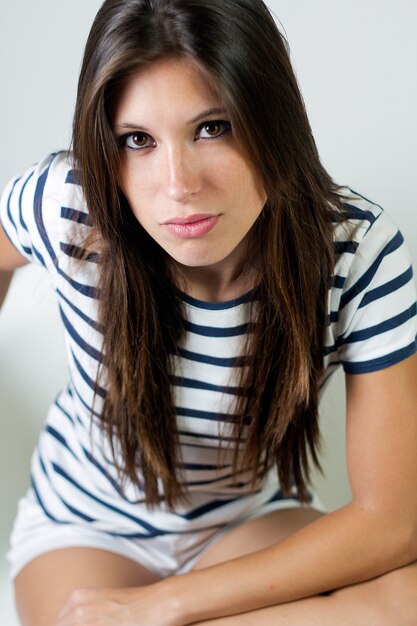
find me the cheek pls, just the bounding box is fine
[221,159,265,210]
[119,162,156,215]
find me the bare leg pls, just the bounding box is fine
[192,507,324,569]
[194,564,417,625]
[192,508,417,625]
[193,594,376,626]
[14,547,160,626]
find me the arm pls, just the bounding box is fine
[0,222,28,310]
[57,354,417,626]
[160,354,417,623]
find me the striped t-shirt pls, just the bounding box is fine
[1,151,416,538]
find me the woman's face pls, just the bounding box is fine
[112,57,267,278]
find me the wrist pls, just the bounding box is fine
[153,575,189,626]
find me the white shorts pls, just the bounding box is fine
[7,488,325,580]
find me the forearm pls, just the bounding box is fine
[0,269,14,310]
[165,502,416,624]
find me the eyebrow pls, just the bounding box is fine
[113,107,228,131]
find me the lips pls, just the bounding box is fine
[162,214,221,238]
[162,214,217,225]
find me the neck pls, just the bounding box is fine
[175,250,259,303]
[180,266,256,302]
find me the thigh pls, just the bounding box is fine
[14,547,161,626]
[332,559,417,623]
[193,506,323,570]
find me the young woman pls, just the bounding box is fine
[1,0,417,624]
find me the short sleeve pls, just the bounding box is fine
[1,154,53,266]
[329,207,417,375]
[0,152,83,271]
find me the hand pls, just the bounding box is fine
[54,583,183,626]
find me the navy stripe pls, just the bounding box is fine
[60,243,100,263]
[348,189,383,211]
[57,288,103,332]
[359,266,413,309]
[179,430,240,444]
[33,159,58,265]
[339,230,404,310]
[176,488,296,522]
[45,425,79,461]
[82,448,127,498]
[33,245,45,265]
[3,173,42,260]
[31,476,67,524]
[184,320,250,337]
[339,303,417,346]
[71,350,106,397]
[64,387,92,428]
[60,307,102,361]
[54,398,75,424]
[176,406,250,424]
[333,275,346,289]
[59,495,96,522]
[328,311,338,324]
[323,343,339,357]
[341,202,378,224]
[21,244,32,256]
[174,489,294,520]
[172,375,244,396]
[266,488,287,503]
[6,177,20,230]
[57,269,99,298]
[60,206,92,226]
[65,169,82,185]
[34,469,163,538]
[179,496,237,521]
[177,347,247,367]
[181,467,265,488]
[334,241,359,255]
[33,156,99,293]
[342,340,417,374]
[18,170,34,231]
[38,451,48,477]
[183,472,237,487]
[51,462,165,534]
[180,288,256,310]
[70,380,103,418]
[184,476,258,489]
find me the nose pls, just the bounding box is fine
[164,144,202,202]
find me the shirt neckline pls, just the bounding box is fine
[177,287,257,311]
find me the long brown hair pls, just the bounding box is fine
[72,0,344,508]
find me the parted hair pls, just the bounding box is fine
[72,0,344,508]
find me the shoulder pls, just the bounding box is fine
[333,189,405,285]
[0,151,91,269]
[334,189,396,247]
[1,150,87,218]
[326,189,416,374]
[33,150,85,209]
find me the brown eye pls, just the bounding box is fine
[121,132,155,150]
[132,133,148,145]
[197,120,232,140]
[204,122,221,136]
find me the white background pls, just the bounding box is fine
[1,1,416,623]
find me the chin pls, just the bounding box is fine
[174,256,218,269]
[161,244,223,268]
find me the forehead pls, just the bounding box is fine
[112,57,224,122]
